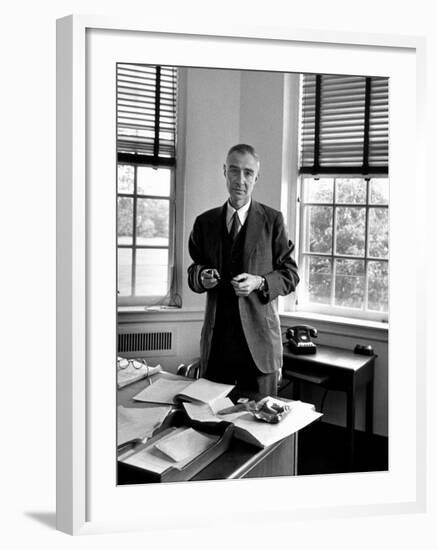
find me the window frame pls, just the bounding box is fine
[289,72,390,323]
[116,63,180,307]
[117,162,177,306]
[295,174,389,322]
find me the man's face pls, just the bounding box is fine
[224,151,259,209]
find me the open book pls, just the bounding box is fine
[133,377,234,407]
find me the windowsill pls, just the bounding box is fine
[280,310,389,334]
[118,305,184,313]
[117,305,204,323]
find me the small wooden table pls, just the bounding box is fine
[282,344,376,471]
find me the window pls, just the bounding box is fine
[297,74,389,321]
[299,176,388,318]
[116,64,180,306]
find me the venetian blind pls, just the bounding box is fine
[117,64,177,165]
[299,74,389,174]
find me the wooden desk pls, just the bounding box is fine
[117,372,297,484]
[282,344,375,471]
[188,429,296,481]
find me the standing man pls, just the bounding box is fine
[188,144,299,396]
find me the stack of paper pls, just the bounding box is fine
[154,428,215,462]
[176,378,234,405]
[117,404,171,446]
[133,377,234,406]
[121,427,218,474]
[183,397,246,424]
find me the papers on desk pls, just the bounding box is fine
[121,427,219,474]
[117,405,171,446]
[183,397,247,424]
[155,428,215,462]
[183,397,322,449]
[233,401,322,448]
[133,378,192,405]
[117,361,162,389]
[177,378,234,404]
[133,377,234,406]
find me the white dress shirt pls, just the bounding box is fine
[226,199,251,234]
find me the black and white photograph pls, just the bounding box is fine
[2,0,432,544]
[115,64,389,484]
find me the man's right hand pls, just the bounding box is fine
[200,268,220,289]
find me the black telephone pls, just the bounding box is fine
[286,325,318,354]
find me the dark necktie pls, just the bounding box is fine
[229,212,241,241]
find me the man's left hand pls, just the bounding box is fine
[231,273,262,296]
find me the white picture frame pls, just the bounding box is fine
[56,14,427,535]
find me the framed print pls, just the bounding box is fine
[56,15,426,535]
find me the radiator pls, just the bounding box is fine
[117,327,176,358]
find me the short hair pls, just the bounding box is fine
[226,144,260,165]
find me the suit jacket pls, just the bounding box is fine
[188,200,299,376]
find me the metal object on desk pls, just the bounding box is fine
[354,344,375,356]
[249,397,292,424]
[218,397,292,424]
[285,325,318,354]
[177,358,200,379]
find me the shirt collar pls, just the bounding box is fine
[226,199,251,226]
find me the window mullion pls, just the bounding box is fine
[135,245,169,250]
[166,169,176,305]
[330,179,336,307]
[118,193,170,201]
[298,178,305,305]
[136,194,170,201]
[364,177,370,311]
[131,165,138,296]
